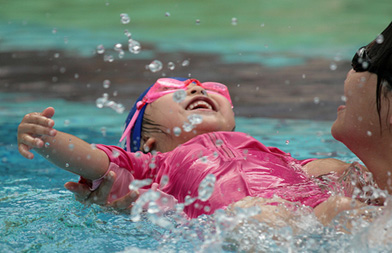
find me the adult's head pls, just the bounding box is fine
[331,22,392,191]
[120,78,235,153]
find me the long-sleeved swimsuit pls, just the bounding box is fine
[92,132,331,218]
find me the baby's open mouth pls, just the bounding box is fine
[186,97,216,111]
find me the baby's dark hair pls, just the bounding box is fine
[140,112,167,152]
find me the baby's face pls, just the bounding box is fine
[145,83,235,152]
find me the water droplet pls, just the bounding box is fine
[184,195,196,205]
[260,23,265,27]
[313,97,320,104]
[149,163,156,169]
[114,43,122,51]
[188,114,203,125]
[65,163,69,168]
[204,206,211,212]
[124,29,132,38]
[302,74,306,79]
[74,73,79,79]
[96,96,107,108]
[45,142,50,148]
[358,116,363,121]
[341,95,347,102]
[114,103,125,114]
[200,156,208,163]
[362,61,369,70]
[120,13,130,24]
[183,122,194,132]
[60,67,66,73]
[173,89,186,103]
[367,131,372,136]
[64,119,70,126]
[52,28,57,34]
[86,154,91,160]
[68,143,74,150]
[182,60,190,67]
[104,55,114,62]
[112,150,120,158]
[198,174,216,201]
[96,44,105,54]
[195,19,200,25]
[103,79,111,89]
[101,127,107,137]
[330,63,337,71]
[148,60,163,72]
[285,140,290,145]
[173,127,181,136]
[54,53,60,58]
[376,34,384,44]
[168,61,175,70]
[129,178,152,191]
[160,175,169,187]
[128,39,141,54]
[231,17,238,25]
[165,12,171,17]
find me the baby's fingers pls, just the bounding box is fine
[18,123,56,137]
[18,134,45,150]
[18,143,35,159]
[22,112,55,127]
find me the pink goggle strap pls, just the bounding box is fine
[120,101,144,151]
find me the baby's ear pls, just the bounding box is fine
[143,137,156,153]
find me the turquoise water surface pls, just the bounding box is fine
[2,93,391,252]
[1,0,391,66]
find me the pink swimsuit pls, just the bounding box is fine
[93,132,330,218]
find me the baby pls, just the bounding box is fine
[17,77,366,222]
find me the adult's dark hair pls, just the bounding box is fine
[363,22,392,124]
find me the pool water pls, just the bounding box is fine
[1,93,392,252]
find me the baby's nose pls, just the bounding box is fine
[187,83,207,96]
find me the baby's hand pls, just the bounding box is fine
[17,107,57,159]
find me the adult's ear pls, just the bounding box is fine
[142,137,156,153]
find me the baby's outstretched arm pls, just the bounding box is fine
[17,107,109,180]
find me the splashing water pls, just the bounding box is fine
[182,59,190,67]
[103,79,111,89]
[95,93,125,114]
[173,127,181,136]
[129,178,153,191]
[198,174,216,201]
[147,60,163,72]
[128,39,141,54]
[168,62,175,70]
[172,89,186,103]
[182,122,194,132]
[376,34,384,44]
[188,114,203,125]
[96,44,105,54]
[120,13,130,24]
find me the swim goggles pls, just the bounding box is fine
[120,78,233,145]
[351,46,372,72]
